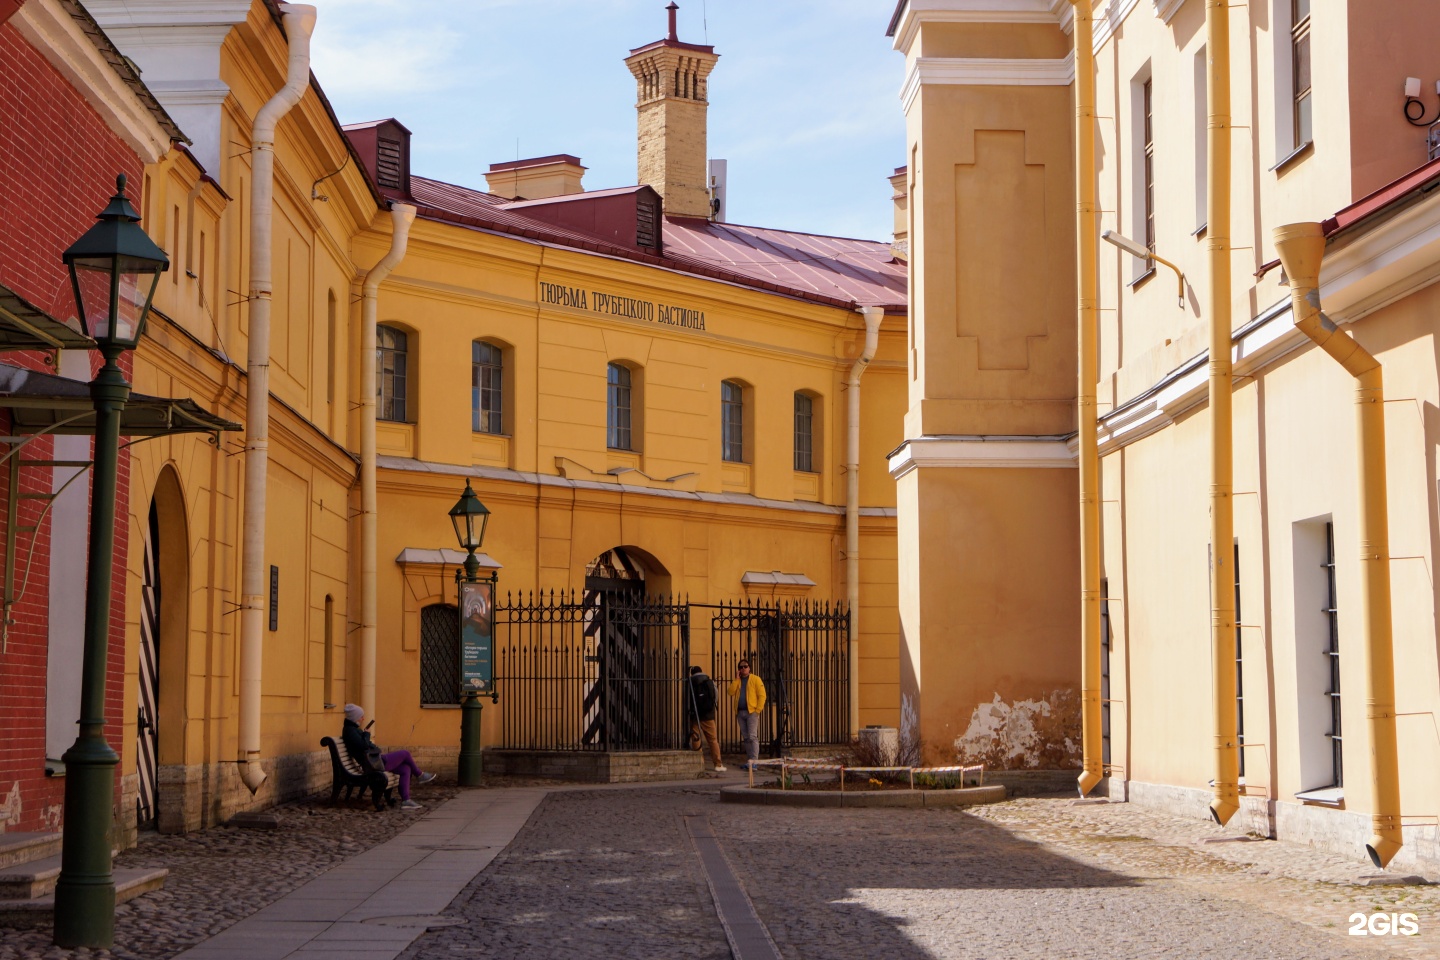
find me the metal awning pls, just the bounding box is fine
[0,282,94,350]
[0,364,241,439]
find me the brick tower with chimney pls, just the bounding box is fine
[624,2,718,219]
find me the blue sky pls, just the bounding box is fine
[309,0,906,242]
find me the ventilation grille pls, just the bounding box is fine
[637,196,659,249]
[377,137,404,190]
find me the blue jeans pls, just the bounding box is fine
[737,712,760,762]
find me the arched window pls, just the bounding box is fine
[607,362,633,450]
[377,325,408,422]
[419,603,459,705]
[794,392,815,472]
[473,341,503,434]
[722,380,745,463]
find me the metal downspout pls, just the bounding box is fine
[359,204,416,720]
[1071,0,1103,797]
[846,306,884,736]
[238,3,316,794]
[1206,0,1241,826]
[1272,222,1402,868]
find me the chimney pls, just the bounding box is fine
[485,155,587,200]
[889,166,909,259]
[624,3,718,219]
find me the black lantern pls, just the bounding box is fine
[449,480,490,557]
[62,174,168,349]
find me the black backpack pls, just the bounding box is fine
[689,674,717,719]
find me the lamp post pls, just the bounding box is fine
[450,480,493,786]
[53,175,168,949]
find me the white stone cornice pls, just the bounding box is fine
[1100,186,1440,454]
[12,0,171,162]
[888,437,1077,480]
[891,1,1068,55]
[86,1,252,176]
[1154,0,1186,23]
[900,54,1076,113]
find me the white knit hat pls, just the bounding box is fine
[344,703,364,723]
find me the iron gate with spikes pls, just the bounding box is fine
[493,592,848,753]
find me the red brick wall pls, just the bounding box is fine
[0,20,142,834]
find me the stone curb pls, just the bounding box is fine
[718,784,1006,808]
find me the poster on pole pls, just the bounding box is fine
[458,579,494,697]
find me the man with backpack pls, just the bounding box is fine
[686,665,724,771]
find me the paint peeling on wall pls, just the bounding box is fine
[953,690,1081,769]
[900,692,918,741]
[0,780,21,826]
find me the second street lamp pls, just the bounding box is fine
[450,480,495,785]
[53,174,169,949]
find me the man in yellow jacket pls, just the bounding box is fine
[726,659,767,766]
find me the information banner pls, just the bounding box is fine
[458,579,494,697]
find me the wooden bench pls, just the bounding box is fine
[320,736,399,810]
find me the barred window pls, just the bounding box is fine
[377,325,408,422]
[722,380,744,463]
[607,363,632,450]
[419,603,459,705]
[473,341,503,434]
[793,392,814,472]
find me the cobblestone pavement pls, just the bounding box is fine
[402,787,1439,960]
[0,777,505,960]
[5,780,1439,959]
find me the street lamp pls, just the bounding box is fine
[449,481,494,786]
[53,174,168,949]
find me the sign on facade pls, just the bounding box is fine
[458,579,494,695]
[539,279,707,330]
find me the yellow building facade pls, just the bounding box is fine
[894,0,1440,872]
[84,0,906,837]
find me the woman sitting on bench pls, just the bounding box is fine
[342,704,436,810]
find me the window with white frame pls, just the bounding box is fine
[1292,0,1312,149]
[1273,0,1313,163]
[793,392,815,473]
[1193,46,1207,233]
[1129,65,1155,280]
[377,325,408,422]
[721,380,745,463]
[607,362,634,451]
[472,341,503,434]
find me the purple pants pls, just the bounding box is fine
[382,750,423,801]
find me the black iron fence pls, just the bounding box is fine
[492,592,849,754]
[493,591,689,751]
[709,599,850,754]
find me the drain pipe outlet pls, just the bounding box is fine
[238,2,317,794]
[847,306,884,737]
[359,203,416,720]
[1273,222,1403,868]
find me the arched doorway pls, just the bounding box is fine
[580,547,684,747]
[137,466,188,832]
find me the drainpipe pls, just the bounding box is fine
[1273,222,1402,868]
[359,204,416,719]
[846,305,884,736]
[1205,0,1241,826]
[1070,0,1103,798]
[238,3,317,794]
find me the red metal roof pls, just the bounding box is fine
[1322,154,1440,237]
[408,176,907,312]
[662,219,906,310]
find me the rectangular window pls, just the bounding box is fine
[1100,578,1112,768]
[722,381,744,463]
[323,595,334,709]
[1143,78,1155,254]
[1323,521,1342,787]
[473,341,504,434]
[793,393,814,472]
[1292,0,1312,148]
[607,363,632,450]
[1193,46,1208,232]
[1234,542,1245,779]
[377,325,408,422]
